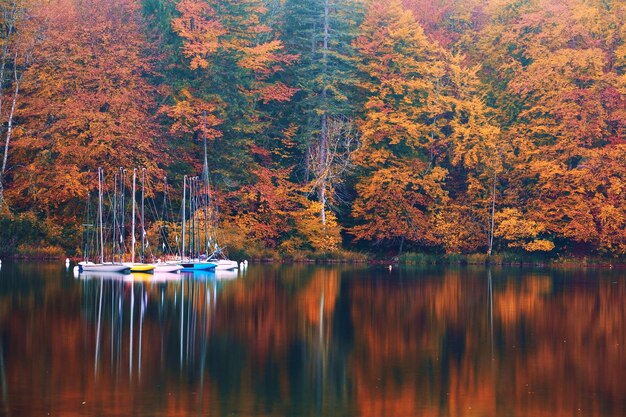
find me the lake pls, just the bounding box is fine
[0,262,625,416]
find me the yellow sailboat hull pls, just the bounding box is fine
[129,264,156,272]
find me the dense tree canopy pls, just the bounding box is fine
[0,0,625,258]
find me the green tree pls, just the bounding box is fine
[281,0,364,235]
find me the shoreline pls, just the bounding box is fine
[4,252,626,268]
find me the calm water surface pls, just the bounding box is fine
[0,262,625,416]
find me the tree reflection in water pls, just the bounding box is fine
[1,263,626,416]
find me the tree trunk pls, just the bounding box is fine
[319,114,328,226]
[318,175,327,226]
[318,0,330,227]
[398,236,405,256]
[2,51,20,176]
[0,172,4,211]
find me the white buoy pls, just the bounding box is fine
[73,266,80,278]
[388,265,392,271]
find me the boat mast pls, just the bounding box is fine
[190,177,195,259]
[131,168,137,264]
[83,191,91,263]
[194,177,199,258]
[120,168,126,262]
[141,168,145,263]
[162,176,168,255]
[112,172,118,262]
[182,175,187,260]
[98,167,104,264]
[202,111,210,256]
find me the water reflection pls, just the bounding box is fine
[1,263,626,416]
[79,271,230,384]
[0,340,7,416]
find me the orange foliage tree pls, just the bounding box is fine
[432,54,503,254]
[351,0,449,248]
[474,0,626,254]
[169,0,301,250]
[7,0,163,243]
[2,0,626,257]
[170,0,297,163]
[351,0,501,253]
[0,0,30,212]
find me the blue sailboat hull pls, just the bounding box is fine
[180,261,218,271]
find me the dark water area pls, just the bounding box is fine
[0,262,625,416]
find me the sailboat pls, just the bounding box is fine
[153,261,183,273]
[213,259,239,271]
[79,168,131,273]
[200,111,238,272]
[180,174,217,272]
[122,168,156,273]
[150,176,183,273]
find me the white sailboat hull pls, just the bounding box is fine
[153,263,183,273]
[213,260,239,271]
[79,262,131,273]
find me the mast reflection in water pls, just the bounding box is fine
[82,271,223,384]
[1,263,626,416]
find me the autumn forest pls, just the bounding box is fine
[0,0,625,259]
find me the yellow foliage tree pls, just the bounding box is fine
[495,208,554,252]
[350,0,449,247]
[294,201,342,253]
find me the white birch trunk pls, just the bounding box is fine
[2,51,20,175]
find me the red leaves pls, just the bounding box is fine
[172,0,226,70]
[11,0,164,213]
[160,91,223,138]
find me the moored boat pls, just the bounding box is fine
[213,259,239,271]
[79,262,131,274]
[152,262,183,273]
[181,260,218,271]
[123,263,156,273]
[79,168,131,275]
